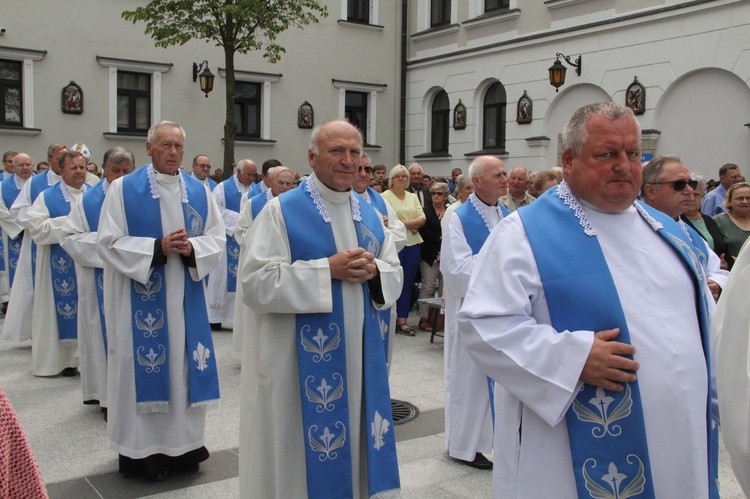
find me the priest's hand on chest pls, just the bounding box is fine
[580,328,639,392]
[328,247,378,283]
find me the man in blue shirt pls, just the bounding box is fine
[701,163,742,215]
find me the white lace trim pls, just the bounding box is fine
[59,182,71,203]
[101,178,110,195]
[468,193,499,232]
[304,177,360,223]
[13,174,21,189]
[557,181,596,236]
[232,173,243,194]
[677,218,695,243]
[46,171,55,187]
[146,164,159,199]
[265,188,273,202]
[146,164,189,203]
[633,201,664,232]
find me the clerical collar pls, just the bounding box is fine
[473,192,497,207]
[307,174,361,223]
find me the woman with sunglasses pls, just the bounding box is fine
[416,182,450,332]
[681,175,728,267]
[713,182,750,269]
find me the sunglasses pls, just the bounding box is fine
[650,179,697,191]
[358,166,372,173]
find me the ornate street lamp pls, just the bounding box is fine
[192,60,215,98]
[548,52,582,92]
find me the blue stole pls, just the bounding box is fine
[122,166,220,413]
[1,175,23,285]
[454,194,509,423]
[221,176,242,294]
[44,182,85,343]
[250,190,272,220]
[279,178,399,498]
[519,186,719,499]
[82,179,109,356]
[361,187,395,362]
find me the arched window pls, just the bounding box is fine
[483,82,506,150]
[431,90,450,153]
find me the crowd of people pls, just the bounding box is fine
[1,101,750,498]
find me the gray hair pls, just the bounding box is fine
[408,163,423,174]
[147,120,185,144]
[236,159,256,173]
[268,166,290,180]
[692,173,706,194]
[468,155,498,179]
[430,181,449,194]
[102,146,135,168]
[308,119,361,155]
[455,174,472,192]
[563,102,639,156]
[641,154,682,190]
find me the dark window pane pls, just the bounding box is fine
[431,0,450,27]
[345,91,368,140]
[347,0,370,23]
[0,59,23,126]
[431,90,449,153]
[485,0,509,12]
[117,71,150,133]
[235,81,261,138]
[483,82,506,150]
[3,87,21,123]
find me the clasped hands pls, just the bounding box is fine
[328,247,378,283]
[580,328,639,392]
[161,228,193,256]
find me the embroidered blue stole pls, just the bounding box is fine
[250,190,271,220]
[280,179,399,498]
[82,179,109,356]
[122,166,220,413]
[519,189,719,499]
[454,195,509,423]
[29,170,54,284]
[2,175,23,285]
[221,177,242,294]
[44,183,83,343]
[361,187,394,362]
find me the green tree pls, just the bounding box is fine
[123,0,328,178]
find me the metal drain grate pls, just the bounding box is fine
[391,399,419,425]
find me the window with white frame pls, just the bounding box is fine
[97,56,172,136]
[221,69,281,141]
[0,46,45,134]
[468,0,516,19]
[332,79,386,147]
[342,0,379,25]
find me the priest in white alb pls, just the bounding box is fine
[458,102,721,498]
[4,144,67,343]
[26,150,90,377]
[97,121,224,482]
[441,155,508,471]
[0,152,33,342]
[231,165,293,355]
[205,158,255,329]
[239,120,403,498]
[61,146,135,410]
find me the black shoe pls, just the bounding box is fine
[83,399,100,405]
[181,463,200,473]
[455,453,493,470]
[209,323,222,331]
[61,367,79,377]
[147,470,168,482]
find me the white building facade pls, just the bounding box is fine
[404,0,750,181]
[0,0,403,174]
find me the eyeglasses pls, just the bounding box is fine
[650,179,697,191]
[194,163,211,169]
[358,166,372,173]
[431,192,446,196]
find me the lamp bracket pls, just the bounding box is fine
[556,52,582,76]
[192,60,209,82]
